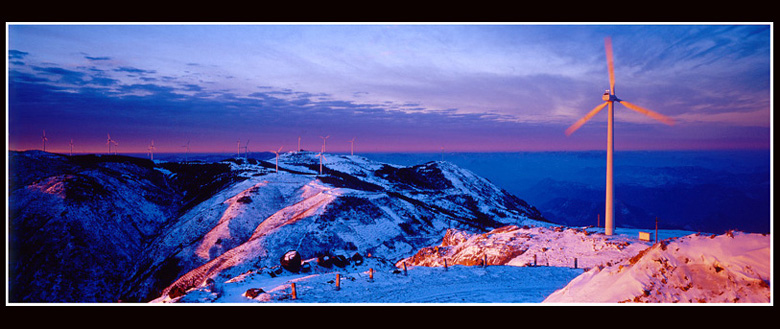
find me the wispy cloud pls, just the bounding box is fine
[9,49,29,60]
[85,55,112,61]
[115,66,157,75]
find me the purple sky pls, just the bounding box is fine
[7,24,772,154]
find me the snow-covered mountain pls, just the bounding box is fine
[8,151,180,302]
[7,150,547,302]
[8,150,771,304]
[147,152,549,301]
[151,225,770,303]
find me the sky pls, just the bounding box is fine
[6,23,772,154]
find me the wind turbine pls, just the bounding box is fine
[236,139,241,158]
[148,140,156,161]
[319,135,330,153]
[244,139,250,159]
[298,136,301,152]
[316,148,326,176]
[564,36,675,236]
[182,140,190,163]
[41,130,48,152]
[271,146,283,173]
[106,134,115,154]
[348,137,356,156]
[69,139,74,156]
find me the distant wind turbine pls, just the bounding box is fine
[271,146,283,173]
[298,136,301,152]
[106,134,116,154]
[244,139,250,159]
[69,139,74,156]
[348,137,356,156]
[319,135,330,153]
[236,139,241,158]
[148,140,156,161]
[41,130,48,152]
[182,140,190,163]
[564,36,675,236]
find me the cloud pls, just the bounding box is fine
[27,65,120,87]
[7,25,771,153]
[115,66,157,75]
[9,49,29,60]
[85,55,112,61]
[31,66,89,85]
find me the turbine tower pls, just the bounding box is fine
[564,36,675,236]
[320,135,330,153]
[148,140,156,161]
[69,139,74,156]
[271,146,283,173]
[298,136,301,152]
[236,139,241,158]
[348,137,356,156]
[41,130,48,152]
[316,148,326,175]
[244,139,250,159]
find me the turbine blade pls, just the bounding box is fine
[605,37,615,95]
[565,102,609,136]
[618,100,675,126]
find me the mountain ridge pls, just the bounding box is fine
[8,150,548,302]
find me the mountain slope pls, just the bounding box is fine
[543,231,771,303]
[8,151,179,302]
[152,224,769,304]
[8,150,548,302]
[152,152,550,300]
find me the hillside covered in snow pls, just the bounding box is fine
[7,150,547,302]
[7,150,771,304]
[152,226,770,304]
[544,230,771,303]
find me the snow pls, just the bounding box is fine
[9,150,771,304]
[144,152,772,304]
[152,225,771,304]
[544,231,771,303]
[153,255,584,304]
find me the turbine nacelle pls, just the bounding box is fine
[602,90,618,102]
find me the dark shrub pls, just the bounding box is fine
[332,255,349,268]
[317,254,333,268]
[351,252,364,265]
